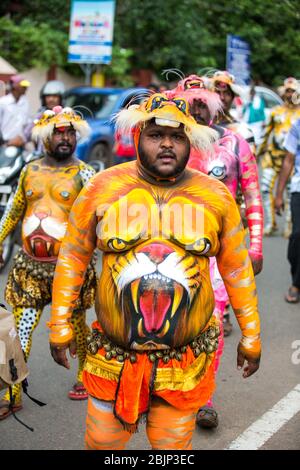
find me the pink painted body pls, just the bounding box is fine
[189,126,263,385]
[189,126,263,260]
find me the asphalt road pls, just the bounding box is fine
[1,227,300,450]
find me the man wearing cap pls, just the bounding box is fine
[258,77,300,237]
[48,94,261,450]
[0,75,31,147]
[0,106,97,420]
[211,70,256,154]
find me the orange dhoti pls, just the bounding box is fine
[82,320,217,448]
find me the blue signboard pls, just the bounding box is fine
[226,34,251,85]
[68,0,116,64]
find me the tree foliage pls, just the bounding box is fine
[114,0,300,86]
[0,0,300,86]
[0,16,68,69]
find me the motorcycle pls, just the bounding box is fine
[0,145,39,269]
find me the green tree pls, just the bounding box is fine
[1,0,300,86]
[114,0,300,86]
[0,16,68,70]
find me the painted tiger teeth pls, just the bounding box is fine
[131,279,140,313]
[157,320,170,338]
[143,273,170,282]
[138,318,145,337]
[171,285,183,318]
[46,242,51,252]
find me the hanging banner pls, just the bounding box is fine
[68,0,116,64]
[226,34,251,85]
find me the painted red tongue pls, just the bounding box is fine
[34,239,48,258]
[139,288,171,332]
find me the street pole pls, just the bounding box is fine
[80,64,96,86]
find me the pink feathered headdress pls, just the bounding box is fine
[166,74,222,120]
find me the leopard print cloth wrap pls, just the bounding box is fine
[5,248,97,310]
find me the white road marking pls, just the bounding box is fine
[226,383,300,450]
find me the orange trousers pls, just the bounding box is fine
[85,395,197,450]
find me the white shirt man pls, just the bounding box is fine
[0,75,30,146]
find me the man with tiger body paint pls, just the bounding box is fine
[166,75,263,429]
[0,106,97,420]
[211,70,256,155]
[258,77,300,237]
[48,94,261,450]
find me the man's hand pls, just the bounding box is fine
[250,254,263,276]
[237,348,260,378]
[275,195,284,216]
[50,340,77,369]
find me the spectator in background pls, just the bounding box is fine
[25,80,66,154]
[275,117,300,303]
[243,83,266,146]
[0,75,31,147]
[39,80,65,113]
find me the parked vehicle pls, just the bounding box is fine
[63,87,149,168]
[0,146,39,269]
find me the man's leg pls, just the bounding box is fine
[0,306,43,419]
[146,397,196,450]
[286,193,300,302]
[283,180,292,238]
[69,309,90,399]
[85,396,132,450]
[196,305,223,429]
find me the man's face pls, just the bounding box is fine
[12,83,27,99]
[284,88,295,104]
[45,94,61,109]
[214,83,235,112]
[48,126,76,160]
[190,99,210,125]
[139,122,190,178]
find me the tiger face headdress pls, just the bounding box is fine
[211,70,244,97]
[166,74,223,121]
[115,93,218,152]
[31,105,90,143]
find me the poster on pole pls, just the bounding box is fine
[226,34,251,85]
[68,0,116,64]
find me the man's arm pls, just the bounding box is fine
[275,122,299,215]
[216,190,261,378]
[48,178,99,365]
[238,135,263,275]
[275,152,295,215]
[0,167,27,264]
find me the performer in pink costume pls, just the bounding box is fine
[167,75,263,428]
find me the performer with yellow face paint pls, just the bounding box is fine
[0,106,97,420]
[258,77,300,236]
[49,94,261,450]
